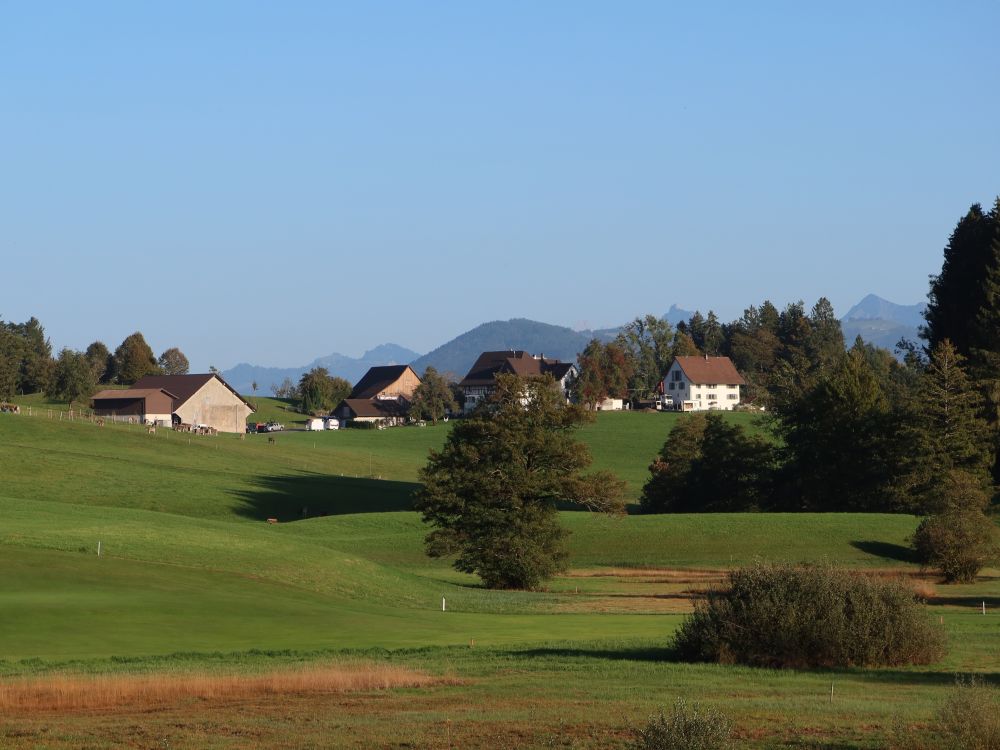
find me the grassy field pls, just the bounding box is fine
[0,407,997,748]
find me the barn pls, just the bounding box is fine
[91,373,255,433]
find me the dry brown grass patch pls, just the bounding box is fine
[0,662,449,713]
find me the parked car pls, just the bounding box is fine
[305,418,324,431]
[265,421,284,432]
[324,417,340,430]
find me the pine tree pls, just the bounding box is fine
[924,202,995,355]
[777,340,902,511]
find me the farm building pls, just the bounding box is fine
[459,351,577,413]
[90,388,178,426]
[333,365,421,426]
[660,355,745,411]
[92,373,255,433]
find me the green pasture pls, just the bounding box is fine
[1,408,998,747]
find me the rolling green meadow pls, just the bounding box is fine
[0,403,997,748]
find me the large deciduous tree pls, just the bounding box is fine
[298,368,351,414]
[112,332,157,384]
[157,347,190,375]
[48,348,97,405]
[573,339,633,409]
[408,366,457,424]
[415,373,626,589]
[615,315,674,400]
[84,341,112,383]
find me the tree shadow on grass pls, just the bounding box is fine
[850,540,918,564]
[231,471,419,522]
[511,649,1000,688]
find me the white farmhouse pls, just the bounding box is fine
[661,355,745,411]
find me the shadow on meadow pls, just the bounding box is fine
[231,472,418,521]
[849,540,917,564]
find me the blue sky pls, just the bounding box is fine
[2,2,998,369]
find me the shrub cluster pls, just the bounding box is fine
[912,510,1000,583]
[884,677,1000,750]
[674,562,945,668]
[627,698,732,750]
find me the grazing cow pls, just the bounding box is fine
[267,436,275,445]
[147,425,156,435]
[96,418,105,427]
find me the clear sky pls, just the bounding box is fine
[2,2,998,369]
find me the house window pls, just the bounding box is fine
[728,394,738,400]
[706,392,716,399]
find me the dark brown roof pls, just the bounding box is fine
[337,398,408,419]
[459,351,575,387]
[674,356,746,385]
[349,365,418,399]
[133,373,254,410]
[92,388,178,401]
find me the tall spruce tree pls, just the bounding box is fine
[777,339,903,511]
[924,202,998,357]
[897,340,993,513]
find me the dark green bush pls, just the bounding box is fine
[674,562,945,668]
[627,698,732,750]
[912,510,1000,583]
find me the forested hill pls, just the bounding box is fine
[409,319,616,378]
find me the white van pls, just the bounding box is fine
[324,417,340,430]
[305,418,325,431]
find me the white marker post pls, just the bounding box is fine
[442,597,447,612]
[97,541,101,557]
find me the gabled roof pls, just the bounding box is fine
[673,356,746,386]
[133,373,254,410]
[92,388,178,401]
[337,398,408,419]
[459,351,575,387]
[349,365,418,399]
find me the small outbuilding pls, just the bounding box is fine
[91,388,178,425]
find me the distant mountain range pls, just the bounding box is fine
[224,296,925,392]
[840,294,925,353]
[222,343,420,394]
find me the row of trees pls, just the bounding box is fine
[0,320,189,403]
[572,299,845,409]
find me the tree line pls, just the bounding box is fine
[573,297,845,408]
[0,323,189,405]
[639,198,1000,581]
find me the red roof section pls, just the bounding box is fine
[674,356,745,385]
